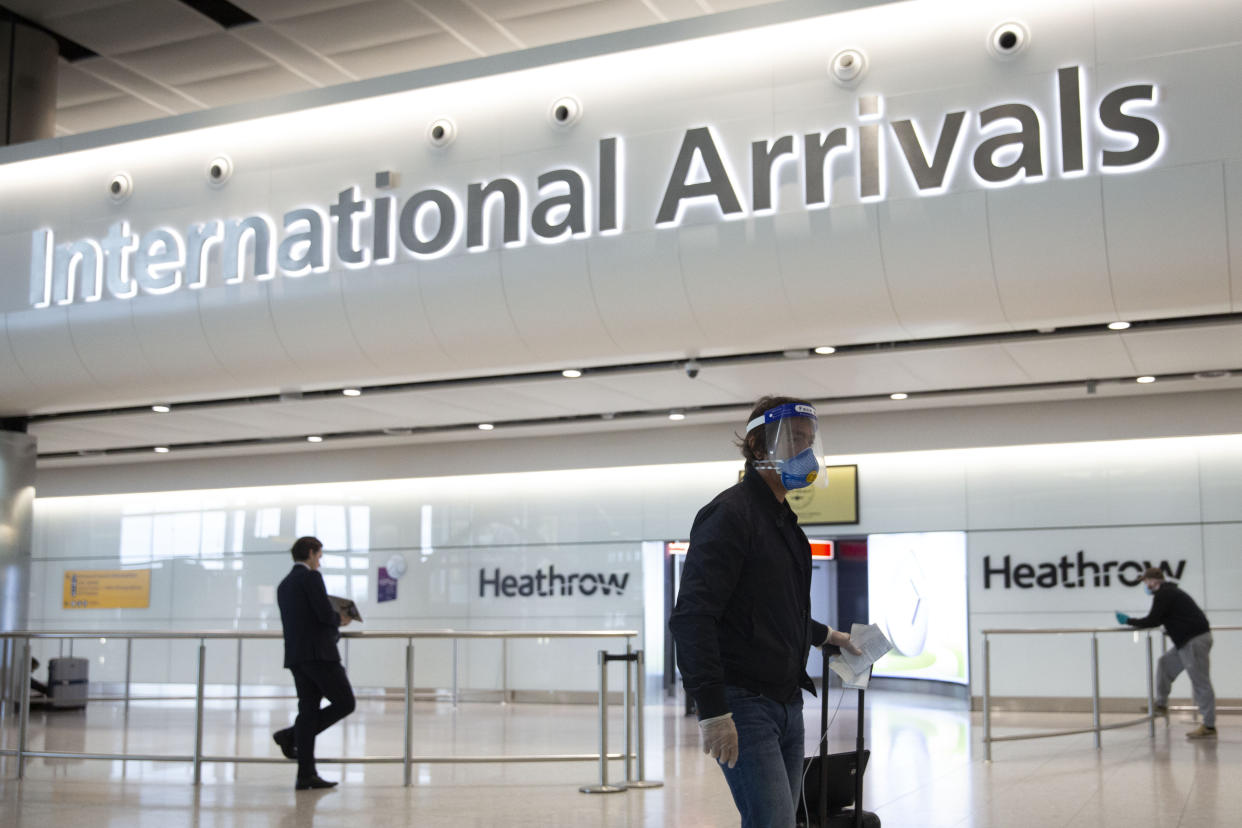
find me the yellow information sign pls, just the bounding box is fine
[63,569,151,610]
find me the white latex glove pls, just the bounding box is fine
[824,627,862,656]
[698,712,739,768]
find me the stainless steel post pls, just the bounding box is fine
[124,638,133,710]
[235,638,243,714]
[623,641,633,784]
[452,638,458,708]
[404,640,414,787]
[983,634,992,762]
[1090,634,1101,750]
[1146,633,1156,737]
[194,641,206,784]
[501,639,508,704]
[627,648,663,788]
[579,650,624,793]
[17,639,31,779]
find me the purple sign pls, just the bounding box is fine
[377,567,398,603]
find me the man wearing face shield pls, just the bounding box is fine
[670,396,860,827]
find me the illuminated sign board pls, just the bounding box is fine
[29,66,1160,309]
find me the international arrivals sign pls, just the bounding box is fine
[30,66,1161,309]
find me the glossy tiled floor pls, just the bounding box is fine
[0,690,1236,827]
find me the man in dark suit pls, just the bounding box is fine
[274,536,356,790]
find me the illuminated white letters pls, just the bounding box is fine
[28,67,1165,309]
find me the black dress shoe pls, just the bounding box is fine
[295,775,338,790]
[273,729,297,759]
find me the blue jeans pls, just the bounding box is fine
[719,686,805,828]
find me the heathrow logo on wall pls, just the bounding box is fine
[30,65,1161,309]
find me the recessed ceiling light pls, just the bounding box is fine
[151,404,171,413]
[561,368,582,378]
[307,435,323,442]
[1136,376,1156,384]
[1107,321,1131,331]
[342,388,362,397]
[668,412,686,421]
[890,393,908,400]
[478,423,494,431]
[153,446,170,453]
[814,346,836,355]
[1193,370,1231,380]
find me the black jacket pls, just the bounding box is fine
[1126,582,1210,648]
[277,564,342,668]
[669,466,830,720]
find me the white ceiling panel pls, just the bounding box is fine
[1002,335,1137,382]
[234,1,373,22]
[47,0,220,55]
[55,61,124,107]
[499,0,664,47]
[74,56,203,112]
[327,32,476,77]
[269,0,438,55]
[114,33,274,86]
[894,345,1032,389]
[1121,325,1242,375]
[177,63,317,108]
[230,24,359,86]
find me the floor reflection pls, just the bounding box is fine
[0,690,1236,827]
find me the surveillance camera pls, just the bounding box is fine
[206,155,232,186]
[829,49,867,86]
[684,359,700,379]
[549,96,582,128]
[108,172,132,202]
[988,22,1029,58]
[427,117,456,148]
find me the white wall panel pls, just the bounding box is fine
[774,205,904,345]
[418,252,534,368]
[1002,336,1135,382]
[1202,523,1242,612]
[501,241,619,361]
[586,229,703,356]
[987,179,1115,327]
[843,450,967,534]
[877,192,1007,336]
[1095,0,1242,68]
[965,442,1201,531]
[1228,160,1242,311]
[5,308,103,405]
[1103,163,1230,319]
[678,217,790,349]
[1198,437,1242,522]
[339,261,455,376]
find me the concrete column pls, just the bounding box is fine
[0,430,36,703]
[0,20,57,145]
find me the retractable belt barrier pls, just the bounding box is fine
[579,648,663,793]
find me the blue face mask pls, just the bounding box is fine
[1144,585,1155,595]
[778,447,820,490]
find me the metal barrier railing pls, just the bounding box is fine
[0,629,641,786]
[982,625,1240,761]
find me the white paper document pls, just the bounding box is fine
[828,623,894,688]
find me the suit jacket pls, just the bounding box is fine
[277,564,342,668]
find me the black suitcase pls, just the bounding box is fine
[798,657,881,828]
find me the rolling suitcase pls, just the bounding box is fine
[798,656,881,828]
[48,656,89,709]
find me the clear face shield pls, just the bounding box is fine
[746,402,827,490]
